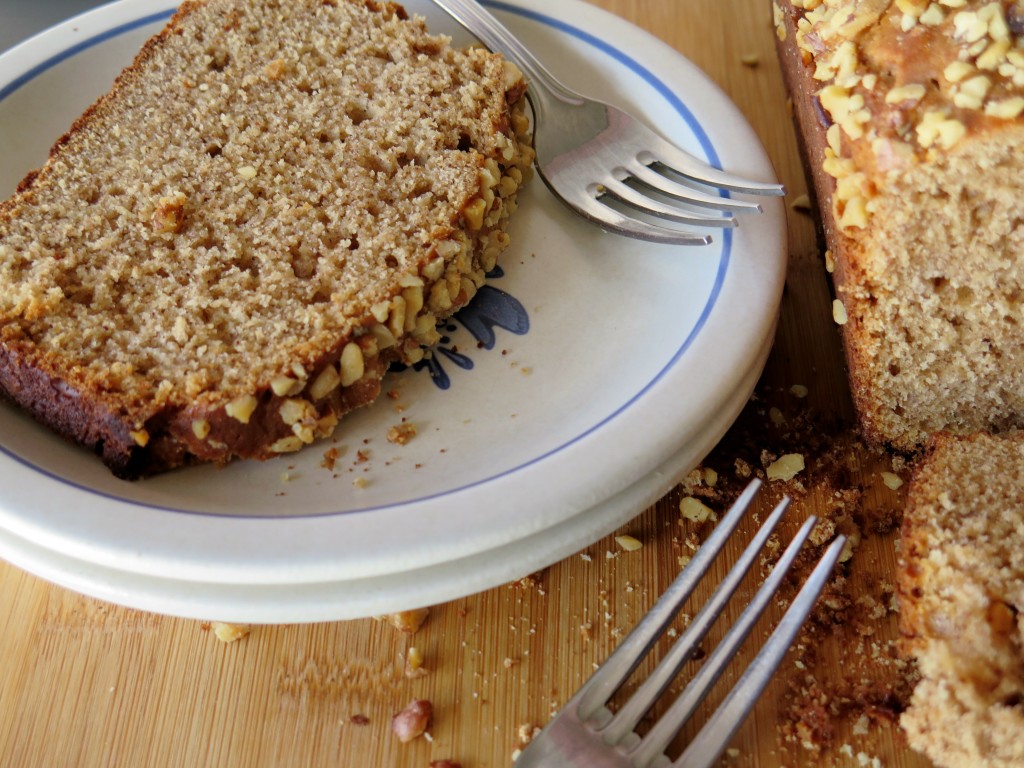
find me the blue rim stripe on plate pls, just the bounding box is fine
[0,10,176,103]
[0,2,734,519]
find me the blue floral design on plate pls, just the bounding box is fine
[394,266,530,390]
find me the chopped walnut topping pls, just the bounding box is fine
[270,436,303,454]
[386,607,430,634]
[321,446,341,471]
[614,534,643,551]
[952,73,993,109]
[985,95,1024,117]
[785,0,1024,234]
[151,192,188,233]
[832,299,849,325]
[211,622,251,643]
[191,419,211,440]
[225,394,258,424]
[885,83,926,104]
[680,496,714,522]
[944,59,975,82]
[386,421,417,445]
[405,646,428,678]
[880,471,905,490]
[766,453,806,481]
[309,364,340,400]
[916,110,968,148]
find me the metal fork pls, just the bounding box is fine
[514,479,845,768]
[432,0,785,246]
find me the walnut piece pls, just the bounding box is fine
[391,699,432,742]
[386,607,430,634]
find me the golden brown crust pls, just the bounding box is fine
[773,1,873,429]
[772,0,894,449]
[0,0,534,478]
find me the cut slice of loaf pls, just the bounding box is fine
[773,0,1024,452]
[898,430,1024,768]
[0,0,534,478]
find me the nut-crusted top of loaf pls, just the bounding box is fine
[898,430,1024,768]
[0,0,533,477]
[781,0,1024,207]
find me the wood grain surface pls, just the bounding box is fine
[0,1,933,766]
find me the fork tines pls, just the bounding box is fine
[522,479,845,768]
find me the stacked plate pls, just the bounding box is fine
[0,0,786,622]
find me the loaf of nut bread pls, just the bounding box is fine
[0,0,533,478]
[898,430,1024,768]
[773,0,1024,452]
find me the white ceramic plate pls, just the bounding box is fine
[0,0,785,616]
[0,334,772,621]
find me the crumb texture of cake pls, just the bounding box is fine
[773,0,1024,452]
[898,430,1024,768]
[0,0,533,478]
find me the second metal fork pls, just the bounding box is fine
[514,480,845,768]
[433,0,785,246]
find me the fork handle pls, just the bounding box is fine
[431,0,584,113]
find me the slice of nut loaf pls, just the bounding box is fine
[0,0,533,478]
[773,0,1024,452]
[898,430,1024,768]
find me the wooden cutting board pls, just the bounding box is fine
[0,1,931,766]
